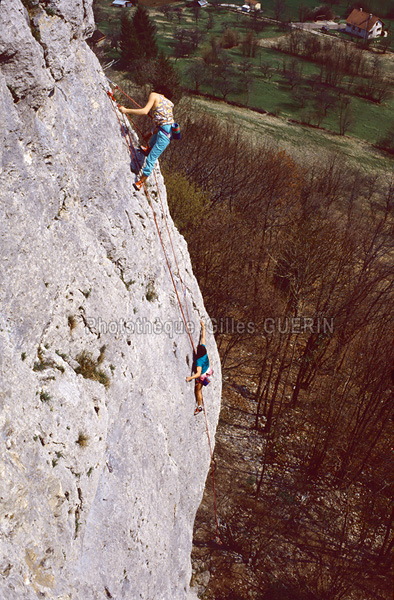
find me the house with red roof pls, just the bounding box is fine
[345,8,384,39]
[246,0,261,11]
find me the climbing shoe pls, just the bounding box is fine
[133,175,147,191]
[194,406,203,416]
[133,180,144,191]
[138,144,150,157]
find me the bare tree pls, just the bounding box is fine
[274,0,287,21]
[338,95,353,135]
[185,60,207,92]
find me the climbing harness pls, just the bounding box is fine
[158,126,172,141]
[106,82,221,543]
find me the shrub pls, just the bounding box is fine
[220,28,238,49]
[68,315,77,331]
[145,281,158,302]
[40,390,51,403]
[163,169,208,237]
[76,432,89,447]
[74,350,110,388]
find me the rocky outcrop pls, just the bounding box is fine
[0,1,221,598]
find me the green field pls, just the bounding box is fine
[151,3,394,144]
[94,0,394,147]
[188,95,394,175]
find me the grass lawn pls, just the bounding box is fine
[190,95,394,177]
[94,3,129,35]
[262,0,320,21]
[151,4,275,39]
[175,34,394,145]
[191,72,394,144]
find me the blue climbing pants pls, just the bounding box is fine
[142,124,172,177]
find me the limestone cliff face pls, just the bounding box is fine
[0,1,221,598]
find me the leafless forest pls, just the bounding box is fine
[162,106,393,600]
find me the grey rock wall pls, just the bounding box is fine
[0,1,221,598]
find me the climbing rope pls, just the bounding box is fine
[107,83,194,333]
[106,83,221,543]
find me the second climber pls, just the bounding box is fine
[186,320,213,416]
[119,86,175,191]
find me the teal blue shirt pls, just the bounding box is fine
[196,345,210,374]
